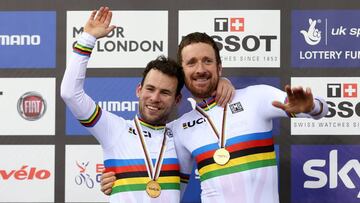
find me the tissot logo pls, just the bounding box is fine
[183,117,206,129]
[328,83,357,98]
[179,10,280,67]
[214,18,244,32]
[291,77,360,135]
[344,84,358,98]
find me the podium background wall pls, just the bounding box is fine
[0,0,360,202]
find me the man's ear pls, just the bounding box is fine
[136,83,142,98]
[175,93,182,105]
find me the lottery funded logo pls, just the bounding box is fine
[292,10,360,68]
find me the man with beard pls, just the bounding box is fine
[101,32,328,203]
[170,32,328,203]
[62,7,234,203]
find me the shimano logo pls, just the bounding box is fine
[303,150,360,199]
[97,101,138,112]
[0,35,41,46]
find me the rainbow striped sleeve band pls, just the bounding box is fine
[73,41,93,56]
[78,105,102,127]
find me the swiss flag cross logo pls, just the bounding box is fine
[343,83,357,98]
[230,18,244,32]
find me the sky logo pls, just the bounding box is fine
[0,11,56,68]
[292,145,360,203]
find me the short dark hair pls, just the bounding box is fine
[177,32,222,66]
[141,55,184,96]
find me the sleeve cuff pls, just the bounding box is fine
[308,98,323,117]
[77,32,97,48]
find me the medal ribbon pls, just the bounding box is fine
[134,115,167,181]
[195,105,227,148]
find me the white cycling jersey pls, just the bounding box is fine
[173,86,328,203]
[61,32,181,203]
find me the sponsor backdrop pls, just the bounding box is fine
[0,1,359,202]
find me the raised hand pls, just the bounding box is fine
[84,7,116,39]
[272,85,314,114]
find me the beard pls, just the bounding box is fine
[185,73,219,99]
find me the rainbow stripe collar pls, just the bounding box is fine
[196,96,217,111]
[137,116,166,130]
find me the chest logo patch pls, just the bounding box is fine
[229,102,244,114]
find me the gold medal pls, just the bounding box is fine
[146,180,161,198]
[134,116,167,199]
[213,148,230,165]
[196,105,230,165]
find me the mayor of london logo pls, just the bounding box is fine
[17,91,46,121]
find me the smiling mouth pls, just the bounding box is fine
[146,105,160,111]
[195,78,208,82]
[193,77,210,86]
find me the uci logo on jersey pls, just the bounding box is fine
[128,127,152,138]
[182,117,206,129]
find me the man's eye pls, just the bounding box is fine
[204,59,213,64]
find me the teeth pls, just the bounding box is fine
[195,78,208,81]
[147,105,159,110]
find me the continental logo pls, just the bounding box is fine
[182,117,206,129]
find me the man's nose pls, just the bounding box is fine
[150,91,161,102]
[195,61,206,73]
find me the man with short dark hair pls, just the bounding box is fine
[61,7,234,203]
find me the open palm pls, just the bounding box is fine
[272,85,314,114]
[84,7,116,39]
